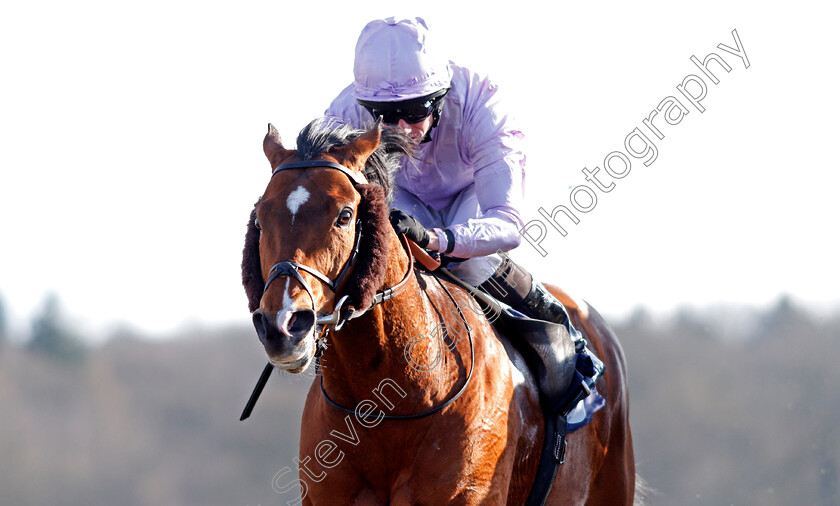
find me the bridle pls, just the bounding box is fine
[260,159,415,331]
[241,158,473,422]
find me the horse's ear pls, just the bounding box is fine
[331,120,382,171]
[263,123,295,169]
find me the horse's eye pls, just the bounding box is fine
[336,208,353,227]
[254,217,261,230]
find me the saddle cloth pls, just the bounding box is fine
[567,387,605,433]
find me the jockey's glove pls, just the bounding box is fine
[389,209,430,248]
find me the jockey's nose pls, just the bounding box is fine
[396,118,413,134]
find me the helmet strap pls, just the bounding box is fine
[421,94,447,143]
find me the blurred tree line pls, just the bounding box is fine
[0,291,86,362]
[0,294,837,505]
[618,296,840,505]
[27,293,86,363]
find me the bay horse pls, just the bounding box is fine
[242,118,636,505]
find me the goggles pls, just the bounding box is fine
[358,89,449,125]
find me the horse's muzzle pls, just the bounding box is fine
[252,307,316,363]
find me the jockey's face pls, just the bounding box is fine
[396,115,434,143]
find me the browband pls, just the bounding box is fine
[273,160,369,186]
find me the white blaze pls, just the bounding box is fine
[286,185,310,221]
[276,278,294,330]
[281,278,293,311]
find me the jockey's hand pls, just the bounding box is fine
[389,209,430,248]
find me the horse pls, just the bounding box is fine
[241,118,636,505]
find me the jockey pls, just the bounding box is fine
[325,17,584,378]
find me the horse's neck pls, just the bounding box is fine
[320,233,457,409]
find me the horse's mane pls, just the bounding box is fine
[241,118,414,312]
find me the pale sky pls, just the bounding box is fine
[1,1,838,341]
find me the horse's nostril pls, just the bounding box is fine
[287,309,316,338]
[252,310,268,340]
[254,307,314,343]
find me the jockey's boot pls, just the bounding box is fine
[478,254,600,414]
[478,254,582,342]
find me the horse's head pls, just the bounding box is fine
[242,119,409,373]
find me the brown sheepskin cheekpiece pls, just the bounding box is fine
[344,183,390,309]
[241,201,264,312]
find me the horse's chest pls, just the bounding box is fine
[300,413,513,504]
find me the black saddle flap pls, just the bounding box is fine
[494,309,578,409]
